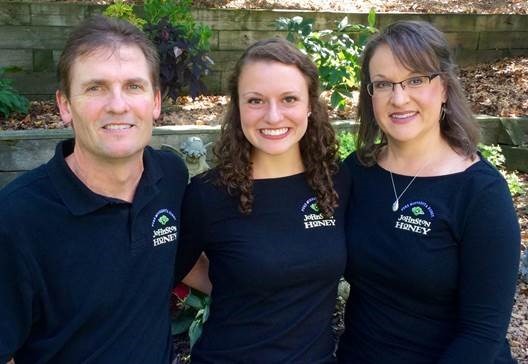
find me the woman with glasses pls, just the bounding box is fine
[337,21,520,363]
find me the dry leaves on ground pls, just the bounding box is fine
[461,57,528,117]
[1,56,527,130]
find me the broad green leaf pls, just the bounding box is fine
[171,315,194,335]
[330,91,343,109]
[202,302,210,322]
[368,8,377,27]
[292,16,303,24]
[189,320,203,348]
[337,16,349,31]
[185,294,204,309]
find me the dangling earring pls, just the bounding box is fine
[440,103,447,121]
[307,111,312,118]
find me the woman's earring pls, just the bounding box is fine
[440,103,447,121]
[307,111,312,118]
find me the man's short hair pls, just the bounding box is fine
[57,14,160,98]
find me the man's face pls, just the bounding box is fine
[57,45,161,163]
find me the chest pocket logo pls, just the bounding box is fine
[394,201,434,236]
[301,197,336,230]
[151,209,178,247]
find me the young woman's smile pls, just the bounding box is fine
[238,61,310,162]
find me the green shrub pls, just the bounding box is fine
[276,10,376,110]
[337,131,357,160]
[0,68,29,119]
[172,283,210,348]
[143,0,211,50]
[104,0,213,100]
[102,0,146,28]
[479,143,526,196]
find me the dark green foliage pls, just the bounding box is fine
[171,286,210,348]
[0,68,29,119]
[104,0,213,100]
[145,18,213,100]
[276,10,377,109]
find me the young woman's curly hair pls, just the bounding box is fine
[213,37,339,217]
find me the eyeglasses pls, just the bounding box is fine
[366,74,440,97]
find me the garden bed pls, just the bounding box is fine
[1,57,527,130]
[3,54,528,170]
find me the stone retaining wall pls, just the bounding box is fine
[1,3,527,99]
[1,117,527,189]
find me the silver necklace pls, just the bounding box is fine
[389,163,428,212]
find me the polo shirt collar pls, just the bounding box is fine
[133,146,163,213]
[47,139,163,216]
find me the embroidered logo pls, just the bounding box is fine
[301,197,336,230]
[411,206,424,216]
[158,214,170,225]
[151,209,178,247]
[394,201,434,236]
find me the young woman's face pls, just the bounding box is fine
[238,61,310,161]
[369,44,447,147]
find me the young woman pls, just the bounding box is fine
[337,21,520,364]
[175,38,350,363]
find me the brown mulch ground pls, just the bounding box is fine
[1,56,527,130]
[511,171,528,362]
[462,57,528,117]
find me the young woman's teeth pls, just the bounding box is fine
[261,128,288,136]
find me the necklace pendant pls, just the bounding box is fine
[392,199,399,212]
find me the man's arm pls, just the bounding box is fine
[0,228,33,362]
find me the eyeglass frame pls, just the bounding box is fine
[366,73,441,97]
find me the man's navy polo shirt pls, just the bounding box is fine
[0,139,188,363]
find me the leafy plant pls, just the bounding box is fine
[479,143,505,167]
[479,143,526,196]
[276,10,377,109]
[142,0,213,59]
[104,0,213,100]
[172,283,210,348]
[145,18,213,100]
[0,67,29,119]
[102,0,146,28]
[337,131,357,160]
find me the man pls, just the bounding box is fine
[0,15,188,363]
